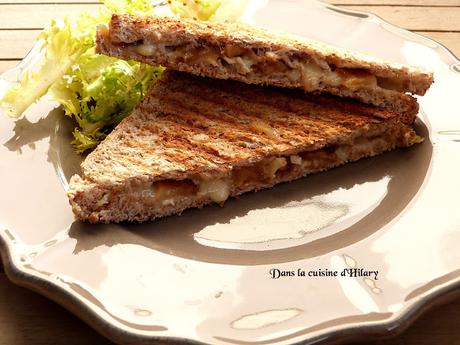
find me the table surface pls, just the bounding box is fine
[1,1,460,344]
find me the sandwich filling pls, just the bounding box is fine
[68,70,423,223]
[80,126,420,222]
[129,40,407,93]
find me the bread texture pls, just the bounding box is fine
[68,71,422,223]
[96,14,433,123]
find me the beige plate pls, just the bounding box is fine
[1,1,460,344]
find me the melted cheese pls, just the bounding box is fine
[190,50,221,67]
[122,132,401,210]
[290,155,302,165]
[135,43,158,56]
[198,178,231,203]
[131,42,400,92]
[222,56,255,74]
[264,157,287,179]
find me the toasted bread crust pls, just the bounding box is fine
[68,71,422,223]
[97,30,419,124]
[96,14,430,123]
[104,14,433,94]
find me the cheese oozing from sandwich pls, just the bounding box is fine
[131,42,405,93]
[92,129,419,212]
[67,69,424,223]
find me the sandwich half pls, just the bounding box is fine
[68,71,422,223]
[96,14,433,124]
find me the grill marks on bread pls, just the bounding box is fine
[68,71,421,223]
[80,71,407,184]
[96,14,433,124]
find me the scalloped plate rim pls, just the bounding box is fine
[1,2,460,344]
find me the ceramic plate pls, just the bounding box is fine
[1,1,460,344]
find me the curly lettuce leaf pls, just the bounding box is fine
[1,0,247,153]
[209,0,250,22]
[0,8,111,118]
[103,0,155,15]
[71,129,103,153]
[0,17,96,118]
[0,0,161,120]
[169,0,248,21]
[51,52,164,152]
[169,0,221,20]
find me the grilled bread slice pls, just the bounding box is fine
[68,71,423,223]
[96,14,433,124]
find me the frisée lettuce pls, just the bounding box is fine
[0,0,231,153]
[1,16,99,119]
[51,52,164,152]
[169,0,248,22]
[168,0,221,21]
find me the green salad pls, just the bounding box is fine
[0,0,230,153]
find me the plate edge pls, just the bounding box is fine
[1,2,460,345]
[2,227,460,345]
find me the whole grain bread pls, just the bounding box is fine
[68,71,422,223]
[96,14,432,123]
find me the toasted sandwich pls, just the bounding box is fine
[68,71,422,223]
[96,14,433,124]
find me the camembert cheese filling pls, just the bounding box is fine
[118,130,411,210]
[132,42,403,93]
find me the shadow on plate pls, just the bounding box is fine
[3,107,62,155]
[2,107,83,183]
[67,118,432,266]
